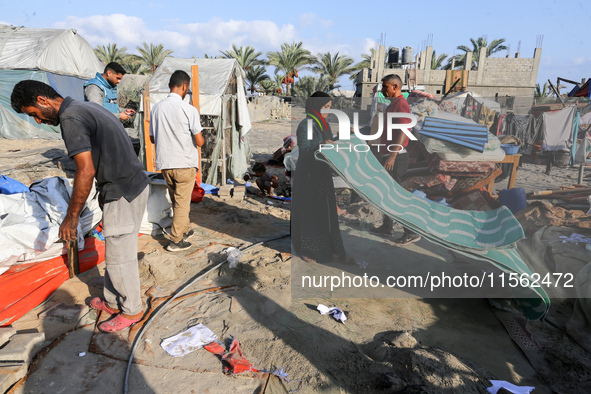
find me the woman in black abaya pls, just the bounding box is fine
[291,91,346,263]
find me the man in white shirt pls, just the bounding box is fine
[150,70,205,251]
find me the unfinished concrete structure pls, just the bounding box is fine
[355,45,542,112]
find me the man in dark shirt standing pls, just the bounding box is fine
[374,74,421,245]
[11,80,149,333]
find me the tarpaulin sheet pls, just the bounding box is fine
[0,177,102,275]
[315,136,549,320]
[0,25,103,78]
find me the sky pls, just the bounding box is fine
[1,0,589,92]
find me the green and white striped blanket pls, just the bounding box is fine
[315,137,549,320]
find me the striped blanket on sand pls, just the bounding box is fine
[315,137,549,320]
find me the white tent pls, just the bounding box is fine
[0,25,103,139]
[142,58,252,184]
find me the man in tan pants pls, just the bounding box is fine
[150,70,205,251]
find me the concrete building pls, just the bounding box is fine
[355,45,542,113]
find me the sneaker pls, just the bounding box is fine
[183,229,195,241]
[166,239,192,252]
[394,233,421,246]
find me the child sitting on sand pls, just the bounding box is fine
[246,162,278,196]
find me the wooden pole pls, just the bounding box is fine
[548,79,566,107]
[66,238,79,278]
[191,65,202,184]
[142,83,156,172]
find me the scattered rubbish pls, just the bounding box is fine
[78,352,86,357]
[486,380,535,394]
[160,323,217,357]
[223,247,244,268]
[259,367,303,392]
[357,260,369,269]
[559,233,591,244]
[267,201,274,205]
[317,304,347,323]
[279,252,291,262]
[204,338,258,374]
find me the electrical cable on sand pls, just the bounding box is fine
[123,233,290,394]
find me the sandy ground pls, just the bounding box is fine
[3,120,591,393]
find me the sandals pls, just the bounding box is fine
[98,313,142,333]
[89,297,120,315]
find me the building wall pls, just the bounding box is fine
[357,46,542,112]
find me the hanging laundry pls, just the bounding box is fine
[461,95,479,120]
[505,113,533,144]
[542,105,577,152]
[478,106,497,131]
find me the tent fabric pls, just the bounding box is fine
[315,136,549,320]
[147,57,251,129]
[145,57,252,182]
[0,25,103,78]
[0,69,63,139]
[0,25,103,139]
[542,105,577,152]
[0,177,102,276]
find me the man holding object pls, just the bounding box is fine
[374,74,421,245]
[11,80,149,333]
[84,62,136,121]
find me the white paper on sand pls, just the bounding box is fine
[486,380,535,394]
[317,304,347,323]
[160,324,217,357]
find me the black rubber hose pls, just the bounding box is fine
[123,233,290,394]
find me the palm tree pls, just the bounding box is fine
[535,83,551,98]
[267,42,312,95]
[454,37,508,70]
[311,52,355,91]
[430,50,448,70]
[245,65,270,94]
[292,76,330,97]
[136,42,174,75]
[120,54,145,74]
[220,45,265,71]
[94,43,128,65]
[260,79,277,95]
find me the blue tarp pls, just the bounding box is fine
[0,175,29,194]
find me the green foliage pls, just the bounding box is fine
[220,45,265,70]
[292,75,330,97]
[136,42,174,75]
[245,65,270,93]
[94,43,128,65]
[447,37,507,70]
[311,52,355,90]
[121,54,146,74]
[430,50,448,70]
[260,79,277,95]
[267,42,312,95]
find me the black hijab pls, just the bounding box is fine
[305,91,332,141]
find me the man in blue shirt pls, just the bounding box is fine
[84,62,136,121]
